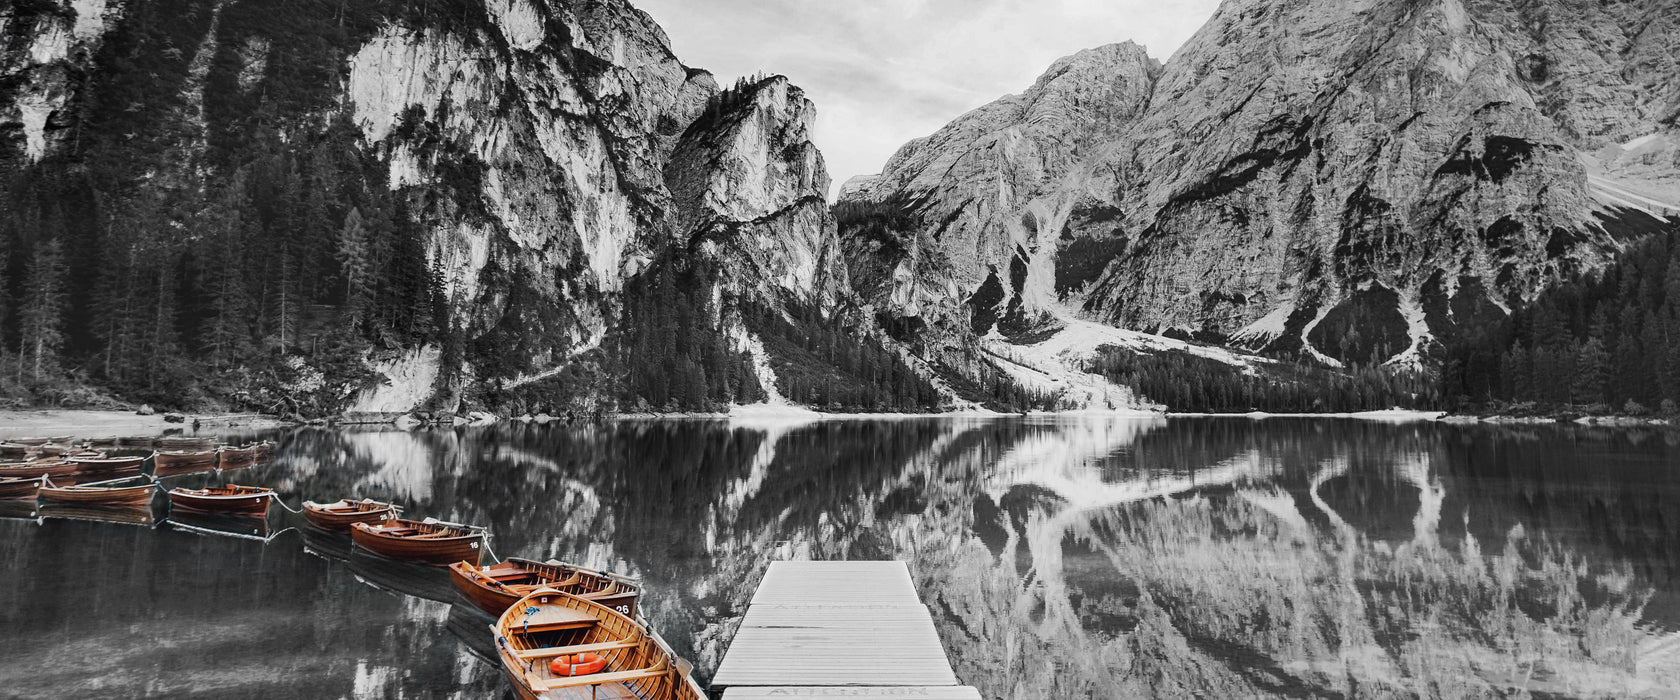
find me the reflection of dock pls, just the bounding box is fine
[711,561,979,698]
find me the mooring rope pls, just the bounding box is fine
[480,535,502,565]
[272,497,305,514]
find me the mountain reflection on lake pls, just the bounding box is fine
[2,417,1678,699]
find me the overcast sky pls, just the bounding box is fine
[633,0,1221,196]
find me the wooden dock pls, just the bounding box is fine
[710,561,980,699]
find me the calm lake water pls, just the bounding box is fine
[2,417,1679,699]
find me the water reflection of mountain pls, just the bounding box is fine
[8,419,1676,698]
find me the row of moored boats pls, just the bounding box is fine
[1,434,704,699]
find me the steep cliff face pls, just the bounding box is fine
[0,0,853,414]
[0,0,114,166]
[841,0,1680,369]
[665,76,848,307]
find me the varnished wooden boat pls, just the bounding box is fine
[302,498,402,532]
[0,475,47,499]
[157,436,213,450]
[69,454,148,477]
[450,558,642,618]
[0,443,32,458]
[217,444,258,470]
[167,484,275,515]
[351,518,485,566]
[9,436,68,446]
[38,477,156,506]
[154,449,220,474]
[493,589,703,700]
[251,440,276,461]
[0,459,81,481]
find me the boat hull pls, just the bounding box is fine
[449,559,641,618]
[0,461,80,481]
[154,451,218,474]
[38,483,155,506]
[168,489,273,515]
[302,500,399,532]
[0,477,44,499]
[217,447,257,470]
[352,523,483,567]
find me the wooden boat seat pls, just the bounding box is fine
[579,584,618,599]
[528,666,667,692]
[512,639,639,661]
[412,531,458,539]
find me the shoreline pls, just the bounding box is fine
[3,407,1673,437]
[0,409,288,439]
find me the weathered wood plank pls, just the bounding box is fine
[713,561,975,694]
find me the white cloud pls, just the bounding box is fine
[633,0,1220,196]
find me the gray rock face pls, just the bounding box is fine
[665,76,849,307]
[1,0,845,412]
[842,0,1680,367]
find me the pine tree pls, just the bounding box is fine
[18,239,69,384]
[338,207,371,325]
[1573,337,1610,406]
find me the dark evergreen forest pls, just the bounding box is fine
[1439,226,1680,415]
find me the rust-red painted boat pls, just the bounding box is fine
[167,484,275,515]
[351,518,485,566]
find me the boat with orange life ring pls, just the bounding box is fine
[549,652,607,677]
[492,588,704,700]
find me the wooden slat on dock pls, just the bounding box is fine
[712,561,980,697]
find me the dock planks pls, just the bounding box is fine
[712,561,980,698]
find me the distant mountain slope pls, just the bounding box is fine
[0,0,909,415]
[840,0,1680,373]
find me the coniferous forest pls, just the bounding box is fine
[1439,229,1680,415]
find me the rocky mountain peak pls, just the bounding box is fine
[840,0,1680,376]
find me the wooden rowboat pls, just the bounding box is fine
[217,444,258,470]
[449,558,642,618]
[0,460,81,481]
[38,477,156,506]
[168,484,275,515]
[492,589,703,700]
[0,443,32,458]
[9,436,68,446]
[251,440,276,461]
[157,436,213,450]
[301,498,402,532]
[351,518,485,566]
[0,475,47,499]
[69,454,148,477]
[154,450,219,475]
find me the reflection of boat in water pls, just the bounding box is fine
[493,589,704,700]
[449,558,641,618]
[0,499,38,520]
[445,603,500,665]
[165,510,273,540]
[38,503,156,527]
[346,547,462,605]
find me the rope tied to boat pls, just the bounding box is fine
[272,497,305,514]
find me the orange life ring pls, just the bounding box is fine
[550,652,607,676]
